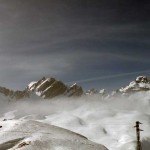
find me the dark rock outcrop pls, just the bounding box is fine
[0,77,83,100]
[0,86,29,100]
[65,83,83,97]
[27,77,83,99]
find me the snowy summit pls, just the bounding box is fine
[119,76,150,93]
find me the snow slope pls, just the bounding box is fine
[40,94,150,150]
[0,119,107,150]
[0,91,150,150]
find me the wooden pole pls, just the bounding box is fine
[134,121,143,150]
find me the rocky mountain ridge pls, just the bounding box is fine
[0,75,150,100]
[27,77,83,98]
[0,77,83,100]
[0,86,29,100]
[119,75,150,93]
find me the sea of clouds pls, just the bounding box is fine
[0,91,150,150]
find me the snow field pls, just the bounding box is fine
[0,91,150,149]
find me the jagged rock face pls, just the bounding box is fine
[0,77,83,100]
[0,87,12,96]
[27,77,83,99]
[13,90,29,99]
[40,80,67,98]
[119,76,150,93]
[0,86,29,99]
[65,83,83,97]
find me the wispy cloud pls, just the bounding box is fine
[0,0,149,90]
[68,70,150,84]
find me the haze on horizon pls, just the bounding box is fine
[0,0,150,90]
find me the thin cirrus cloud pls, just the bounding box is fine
[68,69,150,84]
[0,0,149,90]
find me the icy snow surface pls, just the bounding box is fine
[0,119,107,150]
[0,91,150,150]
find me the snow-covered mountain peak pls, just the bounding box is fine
[119,75,150,93]
[1,75,150,100]
[27,77,83,99]
[135,75,149,83]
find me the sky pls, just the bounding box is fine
[0,0,150,91]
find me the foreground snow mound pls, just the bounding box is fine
[0,120,108,150]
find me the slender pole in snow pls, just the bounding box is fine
[134,121,143,150]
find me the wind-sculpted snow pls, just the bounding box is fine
[0,91,150,149]
[0,120,108,150]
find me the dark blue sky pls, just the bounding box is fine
[0,0,150,90]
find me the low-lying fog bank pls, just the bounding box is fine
[0,91,150,150]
